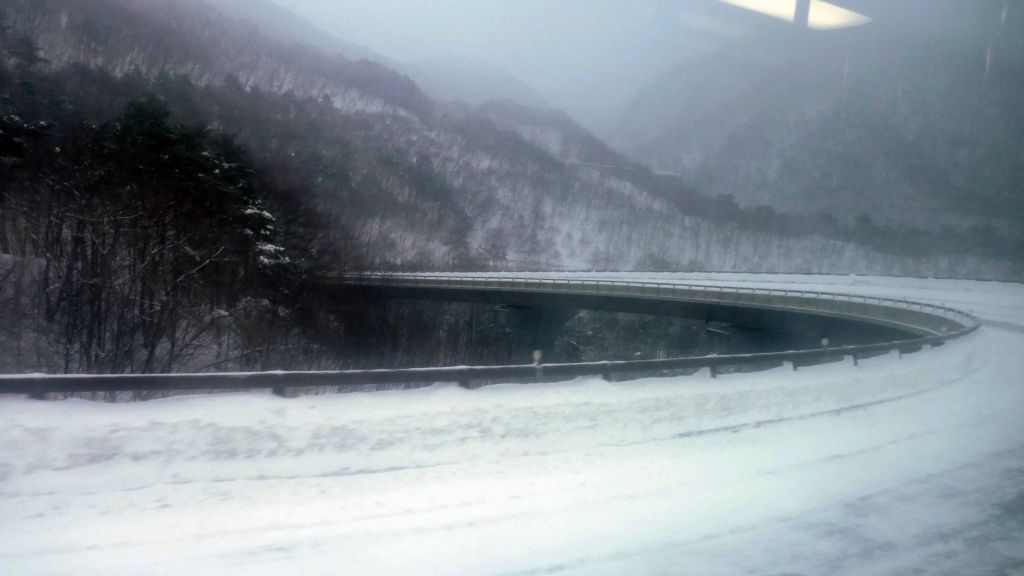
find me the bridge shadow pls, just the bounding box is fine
[322,282,915,372]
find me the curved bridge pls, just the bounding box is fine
[334,274,973,339]
[1,274,981,397]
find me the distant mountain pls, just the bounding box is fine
[473,99,625,167]
[402,57,547,109]
[196,1,549,111]
[2,0,1018,280]
[195,0,389,64]
[11,0,431,119]
[612,10,1024,236]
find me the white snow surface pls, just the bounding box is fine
[2,273,1023,575]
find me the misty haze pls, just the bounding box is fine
[0,1,1022,574]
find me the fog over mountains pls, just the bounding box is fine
[612,1,1024,234]
[264,0,1022,233]
[1,0,1021,279]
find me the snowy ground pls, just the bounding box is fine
[1,274,1023,575]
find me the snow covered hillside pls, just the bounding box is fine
[5,1,1018,278]
[1,275,1022,575]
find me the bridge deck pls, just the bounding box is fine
[335,274,975,338]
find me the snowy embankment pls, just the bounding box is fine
[1,275,1022,575]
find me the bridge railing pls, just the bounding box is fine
[0,275,981,399]
[337,273,978,336]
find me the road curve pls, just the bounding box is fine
[0,274,1021,576]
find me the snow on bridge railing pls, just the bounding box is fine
[335,273,980,334]
[0,276,981,400]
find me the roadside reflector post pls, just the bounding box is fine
[532,350,544,381]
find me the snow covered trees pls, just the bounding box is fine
[5,95,280,372]
[0,40,321,373]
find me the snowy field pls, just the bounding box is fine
[1,274,1023,575]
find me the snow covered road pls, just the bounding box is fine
[1,275,1022,575]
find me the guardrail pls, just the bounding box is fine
[0,275,981,399]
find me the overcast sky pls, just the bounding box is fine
[269,0,748,134]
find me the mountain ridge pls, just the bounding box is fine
[612,19,1024,236]
[1,0,1019,280]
